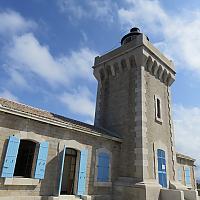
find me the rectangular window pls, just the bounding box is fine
[97,152,110,182]
[157,98,161,118]
[155,95,162,123]
[184,167,191,187]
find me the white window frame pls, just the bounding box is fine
[154,95,163,123]
[94,148,112,187]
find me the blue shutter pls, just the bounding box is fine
[77,149,88,196]
[34,141,49,179]
[97,152,110,182]
[178,168,182,182]
[97,155,104,182]
[58,146,66,196]
[185,167,191,186]
[103,155,109,182]
[1,136,20,178]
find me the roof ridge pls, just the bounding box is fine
[0,97,51,114]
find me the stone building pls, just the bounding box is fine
[0,28,198,200]
[176,153,196,189]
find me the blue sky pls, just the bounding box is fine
[1,0,200,177]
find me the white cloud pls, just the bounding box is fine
[0,10,36,36]
[174,105,200,178]
[2,66,29,89]
[0,9,98,121]
[7,33,68,86]
[118,0,167,32]
[0,89,18,101]
[58,0,87,19]
[59,86,95,119]
[5,33,97,87]
[57,0,116,23]
[118,0,200,76]
[59,47,97,82]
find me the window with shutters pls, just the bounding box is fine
[1,136,49,182]
[155,95,163,123]
[184,167,191,187]
[95,148,112,186]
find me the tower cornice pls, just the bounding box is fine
[93,34,175,87]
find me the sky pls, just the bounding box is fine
[1,0,200,179]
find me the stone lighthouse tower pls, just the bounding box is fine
[93,28,177,199]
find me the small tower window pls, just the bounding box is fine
[155,95,162,123]
[157,98,161,119]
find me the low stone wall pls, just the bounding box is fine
[160,189,184,200]
[0,196,48,200]
[183,190,198,200]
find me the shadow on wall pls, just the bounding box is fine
[40,152,59,196]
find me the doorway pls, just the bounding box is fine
[157,149,167,188]
[61,148,78,195]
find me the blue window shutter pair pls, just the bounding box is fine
[157,149,167,188]
[185,167,191,186]
[97,152,110,182]
[1,136,49,179]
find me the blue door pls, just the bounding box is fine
[77,149,88,195]
[157,149,167,188]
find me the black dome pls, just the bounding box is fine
[121,27,149,45]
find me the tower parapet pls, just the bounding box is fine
[93,28,175,88]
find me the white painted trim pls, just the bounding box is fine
[0,107,122,143]
[15,131,46,143]
[59,140,86,152]
[4,177,39,185]
[94,148,112,187]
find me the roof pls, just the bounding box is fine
[176,152,196,162]
[0,98,122,142]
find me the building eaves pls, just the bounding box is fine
[0,98,122,142]
[176,152,196,162]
